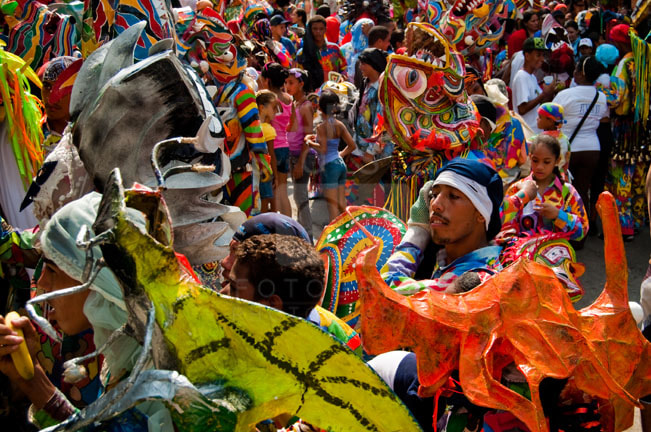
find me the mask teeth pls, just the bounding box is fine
[415,48,446,68]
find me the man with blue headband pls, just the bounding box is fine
[381,158,504,294]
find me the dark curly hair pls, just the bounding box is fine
[234,234,324,318]
[261,62,289,89]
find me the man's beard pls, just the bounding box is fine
[430,230,452,245]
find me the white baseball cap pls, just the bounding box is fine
[579,38,593,48]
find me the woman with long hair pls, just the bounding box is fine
[296,15,347,92]
[507,10,541,57]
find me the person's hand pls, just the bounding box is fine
[534,202,560,219]
[305,134,317,148]
[196,0,212,10]
[408,180,435,231]
[542,80,557,100]
[519,179,538,202]
[0,314,40,382]
[292,163,304,180]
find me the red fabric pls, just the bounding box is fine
[550,43,575,74]
[507,29,527,58]
[227,19,240,35]
[609,24,630,44]
[326,16,340,44]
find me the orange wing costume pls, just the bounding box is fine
[358,192,651,432]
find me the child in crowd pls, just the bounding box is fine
[308,91,356,222]
[285,68,316,239]
[260,62,293,217]
[501,135,588,241]
[256,90,279,213]
[533,103,571,181]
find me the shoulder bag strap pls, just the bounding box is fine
[569,90,600,144]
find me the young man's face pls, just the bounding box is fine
[374,35,391,51]
[428,184,484,245]
[524,50,545,70]
[579,46,592,57]
[271,23,286,39]
[310,22,327,45]
[228,260,262,302]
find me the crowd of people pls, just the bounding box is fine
[1,0,651,430]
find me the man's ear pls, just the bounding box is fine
[263,294,284,312]
[476,210,486,225]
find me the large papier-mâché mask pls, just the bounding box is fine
[500,232,585,302]
[437,0,508,55]
[181,7,246,84]
[380,23,478,152]
[70,23,237,266]
[533,238,585,302]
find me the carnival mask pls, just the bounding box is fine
[437,0,508,55]
[380,23,478,152]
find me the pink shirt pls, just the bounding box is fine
[271,100,291,149]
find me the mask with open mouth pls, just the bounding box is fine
[70,23,239,268]
[436,0,509,55]
[380,23,478,154]
[180,6,247,85]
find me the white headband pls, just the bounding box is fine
[433,170,493,230]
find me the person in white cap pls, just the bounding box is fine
[578,37,594,58]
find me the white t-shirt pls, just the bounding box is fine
[0,122,38,230]
[509,51,524,89]
[512,69,542,134]
[553,86,609,152]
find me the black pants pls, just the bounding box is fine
[570,150,600,224]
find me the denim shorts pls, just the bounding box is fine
[274,147,290,174]
[322,158,347,189]
[259,179,273,199]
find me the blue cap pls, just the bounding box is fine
[435,158,503,240]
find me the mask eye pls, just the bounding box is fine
[393,66,427,98]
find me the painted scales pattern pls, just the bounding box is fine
[317,207,406,328]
